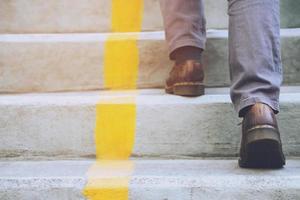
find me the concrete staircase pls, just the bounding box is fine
[1,1,300,199]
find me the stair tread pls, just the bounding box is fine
[2,159,300,199]
[1,29,300,40]
[1,159,300,183]
[1,87,300,105]
[1,159,300,200]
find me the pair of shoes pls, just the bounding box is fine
[165,60,285,168]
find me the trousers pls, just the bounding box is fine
[159,0,283,117]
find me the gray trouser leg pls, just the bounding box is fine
[228,0,282,117]
[160,0,282,117]
[159,0,206,59]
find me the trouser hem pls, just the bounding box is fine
[237,96,280,118]
[169,39,206,60]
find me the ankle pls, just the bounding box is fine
[240,103,275,118]
[171,46,203,65]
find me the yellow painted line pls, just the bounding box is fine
[83,160,134,200]
[94,96,137,160]
[83,0,144,199]
[104,37,139,89]
[83,96,137,199]
[111,0,144,32]
[104,0,144,89]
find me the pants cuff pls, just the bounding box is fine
[236,96,280,118]
[169,39,206,60]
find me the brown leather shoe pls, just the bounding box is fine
[239,103,285,168]
[165,60,205,96]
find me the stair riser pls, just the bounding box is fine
[0,0,299,33]
[1,31,300,93]
[1,92,299,159]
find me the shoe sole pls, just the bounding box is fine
[239,128,285,169]
[165,82,205,97]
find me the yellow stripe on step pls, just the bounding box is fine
[104,0,144,90]
[83,97,137,200]
[111,0,144,32]
[83,160,134,200]
[83,0,144,199]
[104,37,139,89]
[94,96,137,160]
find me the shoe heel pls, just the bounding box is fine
[246,127,280,144]
[240,128,285,168]
[173,84,205,97]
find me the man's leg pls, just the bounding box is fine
[160,0,206,96]
[228,0,282,116]
[228,0,285,168]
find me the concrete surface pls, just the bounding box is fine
[1,29,300,93]
[0,87,300,159]
[0,159,300,200]
[0,0,224,33]
[0,0,299,33]
[280,0,300,28]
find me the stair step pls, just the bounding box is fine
[1,29,300,93]
[0,0,299,33]
[1,87,300,159]
[0,159,300,199]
